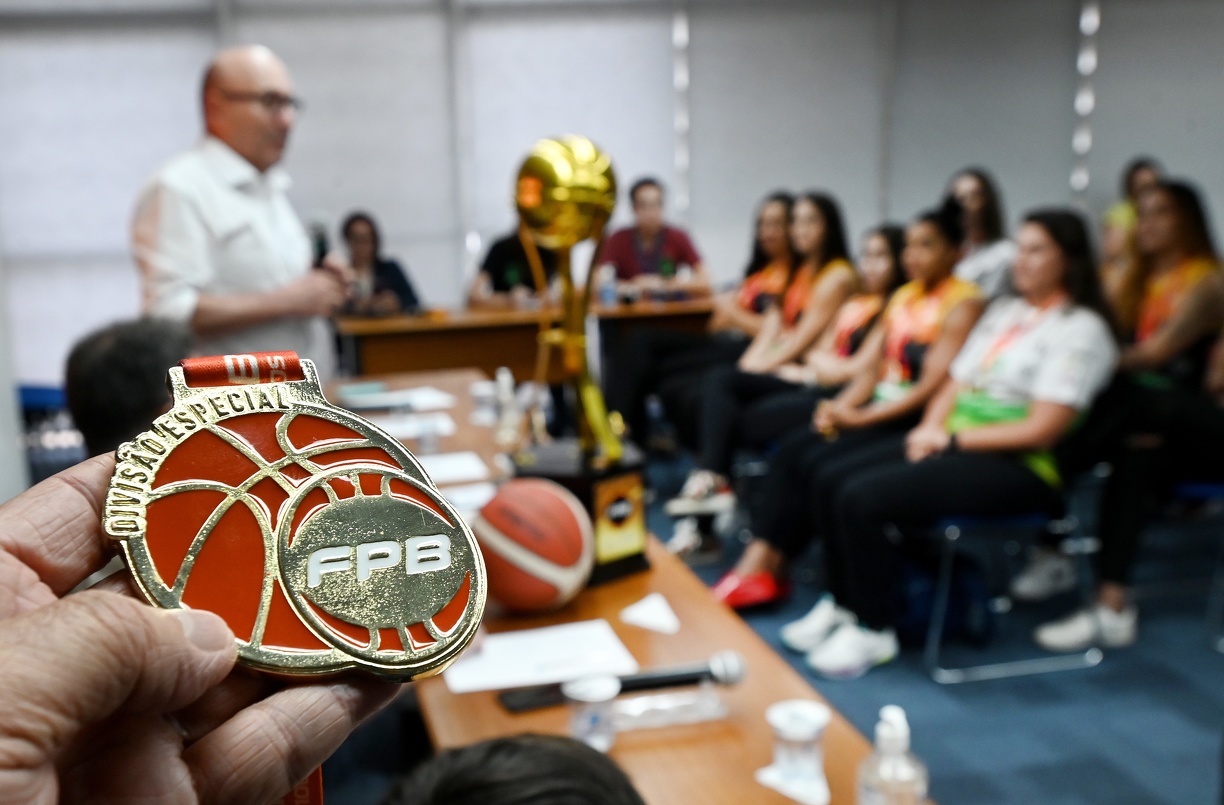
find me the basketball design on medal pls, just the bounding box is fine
[104,356,486,680]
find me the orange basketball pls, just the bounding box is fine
[470,478,594,612]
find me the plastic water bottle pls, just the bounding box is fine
[597,264,618,307]
[857,705,929,805]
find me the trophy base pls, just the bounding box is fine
[512,439,649,586]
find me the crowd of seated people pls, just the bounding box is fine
[616,161,1224,680]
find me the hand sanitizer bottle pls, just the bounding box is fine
[857,705,929,805]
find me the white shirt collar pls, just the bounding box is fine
[199,135,292,192]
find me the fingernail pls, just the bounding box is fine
[167,608,235,653]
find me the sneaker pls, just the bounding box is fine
[665,517,723,564]
[711,570,790,609]
[780,595,854,654]
[1033,604,1138,652]
[1009,547,1077,602]
[806,622,899,680]
[664,470,736,516]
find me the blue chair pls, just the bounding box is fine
[924,513,1103,684]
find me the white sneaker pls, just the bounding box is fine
[664,470,736,516]
[780,595,854,654]
[1034,604,1138,652]
[1010,547,1078,602]
[805,622,899,680]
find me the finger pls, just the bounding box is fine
[186,678,398,804]
[0,454,116,608]
[172,670,276,744]
[0,592,235,766]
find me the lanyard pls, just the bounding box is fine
[977,297,1066,374]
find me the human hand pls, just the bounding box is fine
[906,425,951,462]
[0,456,398,804]
[774,364,809,384]
[282,268,351,317]
[318,251,356,285]
[370,289,403,316]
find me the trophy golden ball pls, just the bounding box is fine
[515,135,617,250]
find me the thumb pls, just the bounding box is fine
[0,591,236,759]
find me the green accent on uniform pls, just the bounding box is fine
[873,380,912,403]
[945,391,1062,488]
[506,264,521,287]
[1133,371,1173,390]
[660,259,676,278]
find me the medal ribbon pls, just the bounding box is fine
[180,351,305,388]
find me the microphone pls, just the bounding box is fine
[497,651,746,714]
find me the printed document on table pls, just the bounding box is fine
[443,619,640,694]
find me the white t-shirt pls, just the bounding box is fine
[955,239,1017,300]
[951,296,1117,410]
[132,136,335,379]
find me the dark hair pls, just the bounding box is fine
[794,191,851,268]
[1023,208,1117,332]
[65,318,193,457]
[629,177,663,206]
[915,196,966,248]
[1117,179,1220,330]
[382,734,646,805]
[866,223,907,295]
[1122,156,1161,200]
[745,191,795,277]
[342,210,382,259]
[947,167,1006,243]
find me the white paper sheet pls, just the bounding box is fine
[443,619,640,694]
[336,384,457,412]
[619,592,681,635]
[440,481,498,520]
[418,451,490,485]
[364,412,456,440]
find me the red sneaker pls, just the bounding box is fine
[711,571,790,610]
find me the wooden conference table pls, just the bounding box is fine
[335,368,874,804]
[334,296,714,381]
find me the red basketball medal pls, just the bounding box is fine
[102,351,486,681]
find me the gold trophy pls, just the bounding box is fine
[513,135,648,582]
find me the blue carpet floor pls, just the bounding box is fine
[325,452,1224,804]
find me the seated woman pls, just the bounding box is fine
[1100,157,1162,303]
[712,200,984,609]
[948,168,1016,299]
[1030,180,1224,652]
[468,229,560,309]
[341,211,421,315]
[605,192,795,445]
[792,208,1118,679]
[665,222,904,516]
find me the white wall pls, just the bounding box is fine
[2,0,1224,390]
[688,1,886,284]
[1087,0,1224,239]
[886,0,1079,230]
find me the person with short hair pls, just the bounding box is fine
[380,734,646,805]
[597,177,710,297]
[341,211,421,316]
[132,45,350,378]
[468,230,560,309]
[65,318,193,456]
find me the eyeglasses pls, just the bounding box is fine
[221,90,304,114]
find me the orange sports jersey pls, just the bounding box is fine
[831,294,885,357]
[738,258,791,312]
[780,258,855,326]
[880,276,980,384]
[1136,256,1218,343]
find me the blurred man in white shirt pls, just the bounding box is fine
[132,45,349,377]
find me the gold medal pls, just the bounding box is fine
[102,351,486,681]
